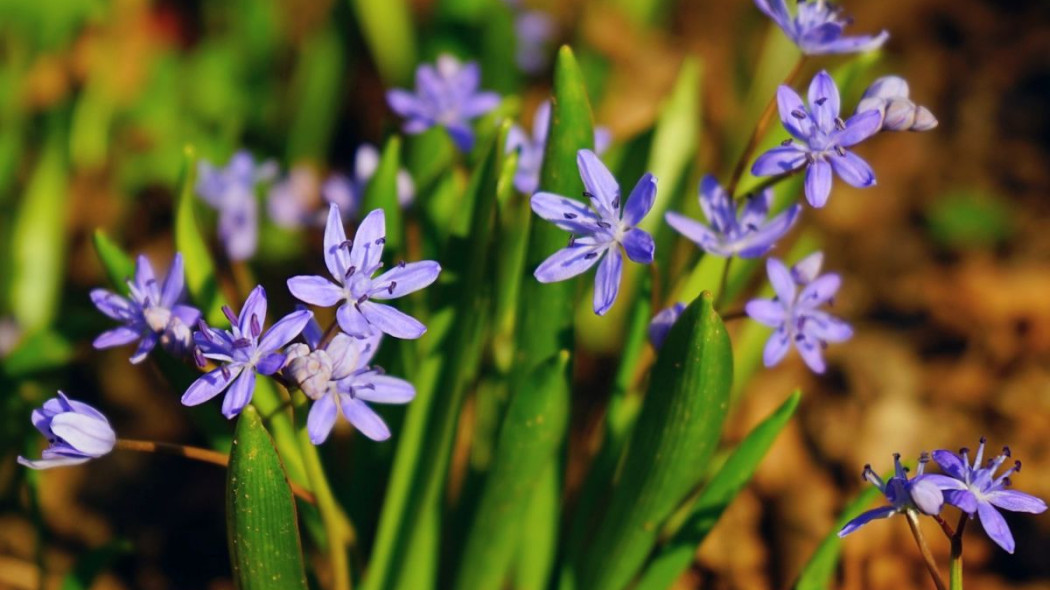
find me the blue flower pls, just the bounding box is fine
[386,54,501,152]
[932,438,1048,554]
[506,100,612,195]
[197,151,278,261]
[665,175,801,258]
[745,253,852,373]
[287,205,442,340]
[90,253,200,363]
[182,286,312,418]
[755,0,888,55]
[18,392,116,470]
[267,165,323,229]
[286,319,415,444]
[322,144,416,221]
[514,10,556,74]
[839,453,955,536]
[752,71,882,208]
[856,76,938,133]
[530,149,657,316]
[648,303,685,349]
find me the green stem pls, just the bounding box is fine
[905,510,947,590]
[949,514,966,590]
[714,256,733,310]
[292,389,355,590]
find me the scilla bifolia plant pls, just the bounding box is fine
[17,1,1042,589]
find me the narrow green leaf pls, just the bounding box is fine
[226,405,309,590]
[455,352,571,590]
[174,145,225,326]
[362,136,404,253]
[9,117,67,331]
[287,26,346,162]
[514,463,561,590]
[348,0,416,85]
[1,329,74,378]
[794,478,887,590]
[92,229,135,296]
[634,390,802,590]
[572,292,733,590]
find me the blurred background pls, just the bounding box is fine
[0,0,1048,588]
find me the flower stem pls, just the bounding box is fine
[949,514,967,590]
[905,510,948,590]
[726,56,808,198]
[291,390,355,590]
[715,256,734,310]
[113,438,316,504]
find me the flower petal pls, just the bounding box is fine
[531,192,601,233]
[804,159,833,208]
[337,303,374,339]
[763,326,792,367]
[221,369,256,419]
[829,150,876,188]
[18,455,92,470]
[593,248,623,316]
[256,352,286,376]
[172,304,201,326]
[323,203,351,280]
[753,0,792,31]
[534,245,604,283]
[751,145,808,177]
[807,70,841,129]
[387,89,422,118]
[91,289,134,321]
[977,501,1015,553]
[908,476,946,515]
[49,413,116,457]
[665,212,726,256]
[835,109,883,147]
[182,366,240,407]
[838,506,897,537]
[943,489,979,514]
[735,204,801,259]
[355,375,416,404]
[745,299,787,327]
[987,490,1048,514]
[622,173,657,226]
[93,326,142,350]
[370,261,442,300]
[798,273,841,307]
[577,149,620,217]
[288,275,345,307]
[766,258,797,303]
[258,309,313,353]
[129,331,158,364]
[339,396,391,441]
[621,228,655,264]
[239,286,268,336]
[813,31,889,55]
[350,209,386,275]
[160,253,186,308]
[359,301,427,339]
[307,393,339,445]
[776,85,814,140]
[931,450,969,481]
[796,333,827,373]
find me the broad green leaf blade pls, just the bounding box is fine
[92,229,135,296]
[348,0,416,85]
[517,46,595,368]
[9,118,67,331]
[572,292,733,590]
[361,136,404,252]
[454,352,571,590]
[794,479,886,590]
[514,463,561,590]
[174,145,225,326]
[226,405,308,590]
[634,390,802,590]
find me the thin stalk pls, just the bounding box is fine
[291,390,355,590]
[949,514,966,590]
[905,510,947,590]
[725,56,807,197]
[114,439,316,504]
[714,257,733,310]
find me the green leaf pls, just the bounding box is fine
[9,116,67,331]
[1,329,74,378]
[571,292,733,590]
[226,405,309,590]
[362,136,404,253]
[793,477,886,590]
[454,352,572,590]
[174,145,226,326]
[92,229,135,296]
[348,0,417,85]
[286,26,346,162]
[514,463,561,590]
[634,390,802,590]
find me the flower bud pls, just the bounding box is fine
[286,349,334,400]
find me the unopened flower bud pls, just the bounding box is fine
[287,350,333,400]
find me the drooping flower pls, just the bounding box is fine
[90,253,201,363]
[182,286,312,418]
[18,392,116,470]
[506,100,612,195]
[197,151,278,261]
[856,76,938,132]
[287,205,442,340]
[932,438,1048,553]
[386,54,501,152]
[839,453,956,536]
[531,149,657,316]
[514,10,556,74]
[665,175,801,258]
[648,303,686,349]
[322,145,416,221]
[285,319,414,443]
[754,0,889,55]
[752,70,882,208]
[745,254,852,373]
